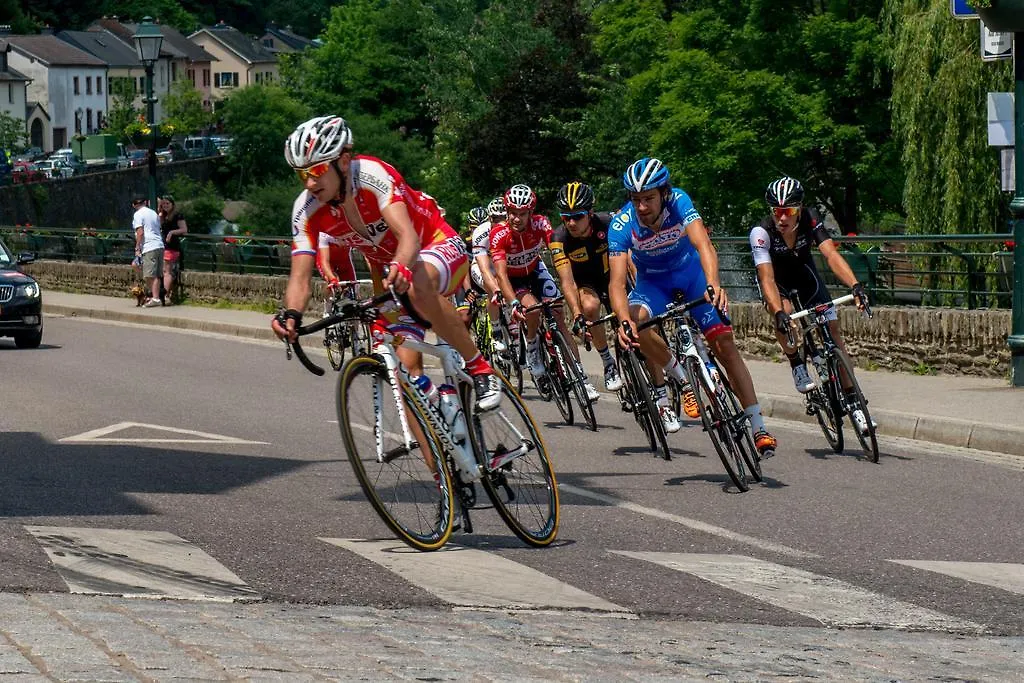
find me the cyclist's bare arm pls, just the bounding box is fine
[283,253,315,313]
[755,262,786,315]
[818,239,859,289]
[686,218,724,308]
[380,202,422,290]
[318,245,337,283]
[475,253,500,295]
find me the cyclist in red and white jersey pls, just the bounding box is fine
[272,115,501,410]
[317,235,366,299]
[490,184,571,380]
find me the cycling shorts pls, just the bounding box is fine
[510,263,559,301]
[419,234,469,297]
[629,261,731,342]
[771,265,837,322]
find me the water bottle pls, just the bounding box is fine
[410,374,438,406]
[438,384,480,481]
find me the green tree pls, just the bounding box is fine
[165,174,224,234]
[0,111,27,151]
[96,0,198,32]
[1,0,35,32]
[218,84,310,188]
[103,77,141,141]
[162,78,211,135]
[885,0,1010,235]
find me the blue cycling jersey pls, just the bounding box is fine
[607,188,703,273]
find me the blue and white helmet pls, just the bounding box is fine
[623,157,670,193]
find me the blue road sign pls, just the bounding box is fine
[952,0,978,18]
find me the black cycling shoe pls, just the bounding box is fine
[473,373,501,411]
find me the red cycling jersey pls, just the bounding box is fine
[291,155,454,265]
[488,215,553,279]
[316,234,361,282]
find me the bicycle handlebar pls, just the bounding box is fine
[789,293,855,321]
[522,295,566,314]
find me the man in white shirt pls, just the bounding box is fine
[132,195,164,307]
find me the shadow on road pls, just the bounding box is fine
[0,432,308,517]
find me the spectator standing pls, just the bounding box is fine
[132,196,164,307]
[158,195,188,305]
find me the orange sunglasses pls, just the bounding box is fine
[295,161,332,182]
[773,206,800,219]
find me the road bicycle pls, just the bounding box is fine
[789,292,878,463]
[587,313,671,459]
[641,289,761,491]
[523,295,597,431]
[287,288,559,550]
[470,294,523,395]
[322,279,372,371]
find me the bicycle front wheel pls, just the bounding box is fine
[464,376,559,547]
[324,325,346,371]
[543,335,574,424]
[337,355,454,551]
[553,331,597,431]
[622,347,670,460]
[833,349,878,463]
[686,356,749,492]
[805,354,844,454]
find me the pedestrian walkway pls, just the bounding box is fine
[42,291,1024,458]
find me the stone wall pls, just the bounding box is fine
[24,261,1013,378]
[0,159,219,229]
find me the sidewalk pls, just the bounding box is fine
[42,291,1024,458]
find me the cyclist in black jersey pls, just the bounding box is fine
[750,177,871,432]
[551,182,621,395]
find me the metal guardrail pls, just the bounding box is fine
[0,227,1014,309]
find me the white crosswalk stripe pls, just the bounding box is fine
[889,560,1024,595]
[321,537,631,614]
[25,526,260,603]
[613,551,983,632]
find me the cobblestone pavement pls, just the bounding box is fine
[0,593,1021,681]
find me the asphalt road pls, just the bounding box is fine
[4,315,1024,640]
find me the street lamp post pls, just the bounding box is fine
[132,17,163,208]
[1009,33,1024,386]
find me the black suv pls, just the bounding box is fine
[0,237,42,348]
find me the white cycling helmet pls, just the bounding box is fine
[284,115,353,168]
[487,196,506,220]
[503,184,537,211]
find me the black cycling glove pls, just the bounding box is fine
[774,310,793,335]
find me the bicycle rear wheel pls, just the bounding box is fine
[464,377,559,547]
[833,349,878,462]
[337,355,454,551]
[553,330,596,431]
[686,356,749,492]
[543,334,574,424]
[621,347,670,460]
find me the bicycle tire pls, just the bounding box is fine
[463,376,560,547]
[542,333,574,424]
[624,348,670,460]
[686,355,749,492]
[832,348,878,462]
[337,355,454,551]
[324,325,346,372]
[715,363,762,483]
[805,354,844,454]
[553,330,596,430]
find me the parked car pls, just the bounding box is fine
[124,149,149,168]
[13,147,44,163]
[0,239,42,348]
[183,136,218,158]
[211,136,233,154]
[34,158,75,179]
[155,142,187,164]
[11,161,46,184]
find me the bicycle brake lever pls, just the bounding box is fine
[284,338,292,360]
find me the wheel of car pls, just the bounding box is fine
[14,329,42,349]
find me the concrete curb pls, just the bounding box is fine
[46,302,1024,459]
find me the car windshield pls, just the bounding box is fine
[0,239,13,268]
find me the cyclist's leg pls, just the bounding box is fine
[583,286,619,390]
[517,279,544,375]
[784,274,829,393]
[412,236,501,408]
[627,274,672,384]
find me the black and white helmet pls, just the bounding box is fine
[765,177,804,207]
[487,196,506,220]
[284,115,353,168]
[503,184,537,211]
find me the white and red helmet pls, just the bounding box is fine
[503,184,537,211]
[284,115,353,168]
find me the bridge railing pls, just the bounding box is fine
[0,226,1014,309]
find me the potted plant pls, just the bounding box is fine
[124,117,175,148]
[973,0,1024,32]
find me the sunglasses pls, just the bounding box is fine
[560,211,587,221]
[295,161,332,182]
[773,206,800,219]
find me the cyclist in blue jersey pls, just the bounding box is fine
[607,157,777,457]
